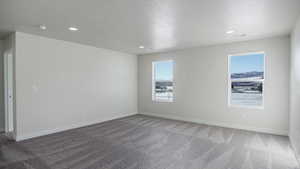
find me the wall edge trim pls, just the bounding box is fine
[139,112,288,136]
[16,112,138,141]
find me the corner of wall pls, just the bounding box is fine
[289,15,300,167]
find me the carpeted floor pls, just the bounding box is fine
[0,114,299,169]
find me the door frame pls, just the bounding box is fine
[3,49,14,133]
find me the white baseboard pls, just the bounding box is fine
[140,112,288,136]
[16,112,137,141]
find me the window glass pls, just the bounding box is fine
[229,53,264,107]
[153,60,174,102]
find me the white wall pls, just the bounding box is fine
[14,32,137,141]
[290,16,300,163]
[138,36,290,135]
[0,40,4,132]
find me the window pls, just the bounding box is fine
[152,60,174,102]
[228,52,265,108]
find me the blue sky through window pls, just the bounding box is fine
[230,53,264,74]
[155,61,173,81]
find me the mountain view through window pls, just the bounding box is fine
[153,60,174,102]
[229,53,264,107]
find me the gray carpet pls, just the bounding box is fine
[0,114,299,169]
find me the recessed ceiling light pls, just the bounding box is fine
[68,27,79,31]
[139,46,145,49]
[226,30,235,34]
[39,25,47,30]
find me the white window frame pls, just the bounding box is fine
[152,60,174,103]
[228,51,265,109]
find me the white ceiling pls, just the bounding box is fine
[0,0,300,55]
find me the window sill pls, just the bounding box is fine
[228,104,264,110]
[152,99,174,103]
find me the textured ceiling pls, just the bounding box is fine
[0,0,299,54]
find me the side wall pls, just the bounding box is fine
[138,36,290,135]
[290,17,300,163]
[15,32,137,141]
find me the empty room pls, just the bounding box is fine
[0,0,300,169]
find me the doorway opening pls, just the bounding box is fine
[2,49,14,139]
